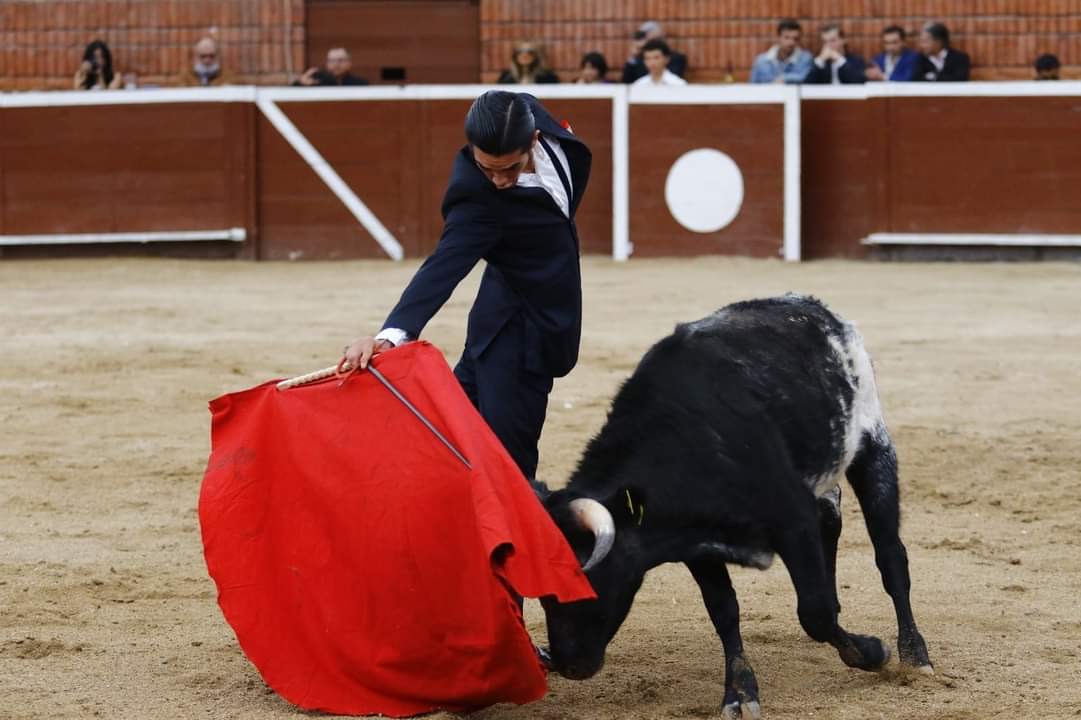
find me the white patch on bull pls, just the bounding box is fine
[684,309,729,334]
[807,322,888,498]
[694,541,775,569]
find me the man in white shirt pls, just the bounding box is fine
[632,39,688,87]
[343,91,591,488]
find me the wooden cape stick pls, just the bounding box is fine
[276,362,472,470]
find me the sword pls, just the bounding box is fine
[277,361,472,470]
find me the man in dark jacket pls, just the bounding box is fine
[805,24,866,84]
[913,22,971,81]
[294,47,369,86]
[344,91,590,488]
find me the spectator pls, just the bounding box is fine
[294,47,369,86]
[866,25,918,81]
[497,41,559,84]
[913,22,970,81]
[1035,53,1061,80]
[177,37,235,86]
[806,24,866,84]
[750,19,813,84]
[74,40,122,90]
[631,40,688,87]
[622,21,688,83]
[576,52,609,84]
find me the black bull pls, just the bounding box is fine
[537,296,932,718]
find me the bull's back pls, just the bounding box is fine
[643,295,859,486]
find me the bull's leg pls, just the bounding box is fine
[774,519,891,672]
[846,431,932,671]
[685,557,760,720]
[817,486,843,615]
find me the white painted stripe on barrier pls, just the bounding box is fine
[863,233,1081,247]
[800,86,870,101]
[629,83,795,105]
[255,97,404,261]
[871,80,1081,98]
[0,228,246,245]
[611,87,631,262]
[783,93,801,261]
[259,84,622,103]
[801,81,1081,100]
[3,82,1080,110]
[0,86,256,107]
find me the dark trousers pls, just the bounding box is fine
[454,314,553,493]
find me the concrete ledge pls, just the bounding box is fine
[863,233,1081,247]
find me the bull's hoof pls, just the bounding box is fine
[837,634,891,672]
[898,629,932,671]
[721,655,761,719]
[721,699,761,719]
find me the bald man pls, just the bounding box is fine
[176,37,235,86]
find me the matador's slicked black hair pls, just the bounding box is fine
[464,90,536,156]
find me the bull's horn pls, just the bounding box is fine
[570,498,615,572]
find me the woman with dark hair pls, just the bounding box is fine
[576,52,610,83]
[74,40,123,90]
[497,41,559,84]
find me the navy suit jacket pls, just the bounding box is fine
[913,49,971,82]
[872,49,918,81]
[805,53,867,84]
[383,95,591,378]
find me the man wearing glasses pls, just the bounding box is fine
[344,91,591,492]
[177,37,234,86]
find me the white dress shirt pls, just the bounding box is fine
[632,69,687,87]
[375,133,573,347]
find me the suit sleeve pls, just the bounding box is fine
[839,56,867,84]
[805,62,830,84]
[911,56,931,81]
[382,194,501,338]
[940,53,971,81]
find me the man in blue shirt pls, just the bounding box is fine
[750,19,813,84]
[866,25,918,82]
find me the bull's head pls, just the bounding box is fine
[540,491,647,680]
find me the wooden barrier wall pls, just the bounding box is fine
[2,85,1081,260]
[800,87,1081,258]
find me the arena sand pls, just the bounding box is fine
[1,257,1079,720]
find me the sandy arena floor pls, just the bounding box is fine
[1,257,1079,719]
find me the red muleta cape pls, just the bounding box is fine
[199,342,595,716]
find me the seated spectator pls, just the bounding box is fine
[74,40,122,90]
[1035,53,1061,80]
[497,41,559,84]
[806,24,866,84]
[631,40,688,87]
[866,25,918,81]
[622,21,688,83]
[177,37,235,86]
[577,52,609,84]
[913,22,970,81]
[750,19,812,84]
[294,47,369,86]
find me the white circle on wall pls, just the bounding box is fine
[664,149,744,233]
